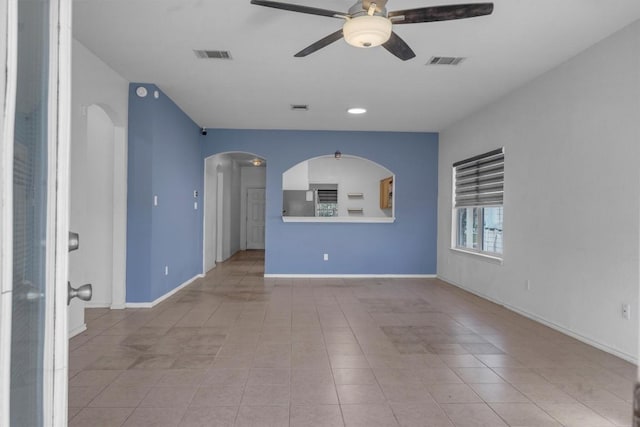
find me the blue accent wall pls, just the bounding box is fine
[126,86,438,302]
[201,129,438,275]
[126,84,203,303]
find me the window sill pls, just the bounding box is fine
[450,247,503,264]
[282,216,395,223]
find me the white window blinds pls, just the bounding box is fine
[453,148,504,208]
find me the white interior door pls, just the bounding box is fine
[246,188,265,250]
[0,0,71,425]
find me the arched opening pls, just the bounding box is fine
[203,152,266,273]
[282,153,395,221]
[69,103,126,334]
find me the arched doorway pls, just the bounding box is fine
[68,104,126,334]
[203,152,266,273]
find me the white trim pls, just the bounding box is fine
[52,0,72,424]
[449,247,503,264]
[264,274,437,278]
[438,275,638,364]
[84,302,111,309]
[0,0,16,423]
[282,216,395,223]
[201,158,209,274]
[68,324,87,339]
[125,274,204,308]
[216,171,224,263]
[111,125,127,308]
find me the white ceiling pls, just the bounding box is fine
[73,0,640,132]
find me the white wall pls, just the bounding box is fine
[437,21,640,361]
[307,156,393,217]
[69,39,128,335]
[282,160,308,190]
[240,166,266,250]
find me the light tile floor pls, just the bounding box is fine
[68,250,636,426]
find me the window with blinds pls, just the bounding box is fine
[453,148,504,208]
[311,185,338,217]
[452,148,504,257]
[316,189,338,203]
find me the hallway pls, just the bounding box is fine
[68,251,634,426]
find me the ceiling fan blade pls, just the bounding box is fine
[382,32,416,61]
[388,3,493,24]
[294,30,344,57]
[250,0,345,19]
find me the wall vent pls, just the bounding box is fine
[194,50,232,60]
[426,56,465,66]
[290,104,309,111]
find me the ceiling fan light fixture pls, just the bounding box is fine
[347,107,367,114]
[343,15,392,48]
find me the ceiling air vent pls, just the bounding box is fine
[427,56,465,66]
[290,104,309,111]
[194,50,232,60]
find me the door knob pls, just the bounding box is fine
[68,231,79,252]
[68,282,92,305]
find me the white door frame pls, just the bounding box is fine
[202,157,216,273]
[0,0,18,423]
[51,0,72,422]
[216,171,224,263]
[111,125,127,309]
[0,0,72,424]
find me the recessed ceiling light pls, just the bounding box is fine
[347,107,367,115]
[251,159,263,166]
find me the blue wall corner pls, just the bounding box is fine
[126,83,203,303]
[126,89,439,301]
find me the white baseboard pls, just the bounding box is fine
[68,323,87,339]
[84,302,111,309]
[437,275,637,364]
[125,274,204,308]
[83,302,126,310]
[264,274,437,278]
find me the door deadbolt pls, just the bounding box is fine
[68,231,79,252]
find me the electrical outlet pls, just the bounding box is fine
[164,265,169,276]
[622,304,631,320]
[323,253,329,261]
[525,280,531,291]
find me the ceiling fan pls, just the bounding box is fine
[250,0,494,60]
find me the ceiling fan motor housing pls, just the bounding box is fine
[343,15,393,48]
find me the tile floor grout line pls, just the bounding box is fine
[67,250,634,427]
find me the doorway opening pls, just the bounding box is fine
[203,152,266,274]
[68,104,126,335]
